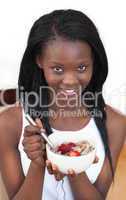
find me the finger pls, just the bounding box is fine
[51,164,65,181]
[55,172,64,181]
[46,161,65,180]
[24,125,41,136]
[54,166,65,179]
[54,168,65,181]
[93,155,99,164]
[46,160,54,174]
[25,150,43,160]
[23,142,44,152]
[22,136,46,149]
[22,135,42,145]
[35,118,43,129]
[68,169,77,177]
[51,163,59,177]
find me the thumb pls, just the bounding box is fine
[93,155,99,164]
[35,118,43,129]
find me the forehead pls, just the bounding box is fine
[41,38,93,63]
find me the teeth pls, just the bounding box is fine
[59,89,77,96]
[64,90,77,95]
[65,90,75,92]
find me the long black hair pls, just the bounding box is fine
[18,9,114,177]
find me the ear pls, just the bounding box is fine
[36,55,43,69]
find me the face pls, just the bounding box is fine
[37,38,93,109]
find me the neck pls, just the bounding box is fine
[48,107,91,131]
[49,105,89,121]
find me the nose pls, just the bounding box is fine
[62,73,79,88]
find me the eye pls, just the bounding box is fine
[78,64,86,72]
[53,66,63,74]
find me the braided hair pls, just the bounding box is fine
[18,9,114,177]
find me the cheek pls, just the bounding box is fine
[79,69,93,86]
[43,71,61,87]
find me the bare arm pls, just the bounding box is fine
[12,161,45,200]
[68,172,104,200]
[68,157,112,200]
[0,145,45,200]
[0,107,45,200]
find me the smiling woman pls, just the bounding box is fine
[0,9,126,200]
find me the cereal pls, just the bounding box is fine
[53,141,95,156]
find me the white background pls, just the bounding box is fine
[0,0,126,113]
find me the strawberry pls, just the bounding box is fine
[57,144,67,154]
[57,142,76,154]
[67,150,80,157]
[67,142,76,148]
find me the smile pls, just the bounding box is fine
[58,89,78,96]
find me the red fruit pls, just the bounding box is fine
[67,150,80,157]
[67,142,76,148]
[57,144,67,153]
[57,142,76,154]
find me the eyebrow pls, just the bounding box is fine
[49,60,91,65]
[51,62,64,65]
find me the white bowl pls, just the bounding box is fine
[46,132,96,174]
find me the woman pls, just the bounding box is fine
[0,9,126,200]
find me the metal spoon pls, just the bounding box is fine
[25,113,55,149]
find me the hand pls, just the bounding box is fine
[46,160,78,181]
[22,118,46,167]
[46,155,99,181]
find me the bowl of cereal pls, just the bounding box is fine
[46,132,96,174]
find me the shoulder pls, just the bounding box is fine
[105,104,126,134]
[105,104,126,118]
[105,104,126,162]
[0,103,23,148]
[0,104,25,199]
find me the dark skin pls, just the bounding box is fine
[0,38,126,200]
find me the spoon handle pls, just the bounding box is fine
[25,114,54,149]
